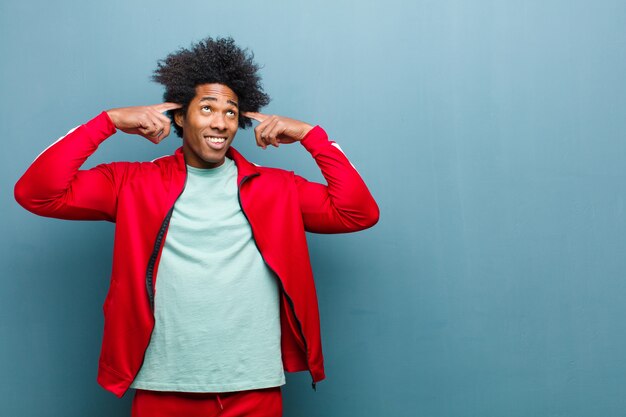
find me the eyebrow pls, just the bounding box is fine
[199,96,239,108]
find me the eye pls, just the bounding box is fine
[226,109,237,118]
[201,105,212,112]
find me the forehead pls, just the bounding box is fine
[193,83,238,104]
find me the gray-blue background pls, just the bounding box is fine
[2,1,626,416]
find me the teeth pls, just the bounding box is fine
[207,137,226,143]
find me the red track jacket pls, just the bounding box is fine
[14,111,379,397]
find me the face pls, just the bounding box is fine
[175,83,239,169]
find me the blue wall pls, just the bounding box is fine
[2,1,626,416]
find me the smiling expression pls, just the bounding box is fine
[175,83,239,169]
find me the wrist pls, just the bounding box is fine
[298,123,314,141]
[300,125,329,154]
[105,109,120,128]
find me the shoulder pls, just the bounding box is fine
[255,165,296,181]
[245,165,299,194]
[102,153,179,183]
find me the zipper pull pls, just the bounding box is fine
[311,381,317,391]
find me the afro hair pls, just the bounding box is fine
[152,37,270,137]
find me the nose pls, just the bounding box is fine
[209,113,227,131]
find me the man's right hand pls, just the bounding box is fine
[106,103,182,143]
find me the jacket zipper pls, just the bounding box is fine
[237,174,316,390]
[146,168,189,308]
[145,207,172,308]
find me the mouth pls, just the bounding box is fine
[204,135,229,150]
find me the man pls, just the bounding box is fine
[14,37,378,417]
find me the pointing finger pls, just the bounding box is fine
[154,102,183,113]
[243,111,269,123]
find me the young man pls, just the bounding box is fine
[14,37,378,417]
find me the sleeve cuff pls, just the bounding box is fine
[82,111,117,144]
[300,125,330,155]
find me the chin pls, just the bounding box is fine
[200,151,228,165]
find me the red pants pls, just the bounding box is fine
[131,387,282,417]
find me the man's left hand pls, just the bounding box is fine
[243,112,313,149]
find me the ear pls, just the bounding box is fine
[174,110,184,127]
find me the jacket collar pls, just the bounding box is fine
[173,146,260,178]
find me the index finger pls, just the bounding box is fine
[243,111,269,123]
[153,102,183,113]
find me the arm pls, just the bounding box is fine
[14,112,120,221]
[14,103,180,221]
[244,112,380,233]
[295,126,379,233]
